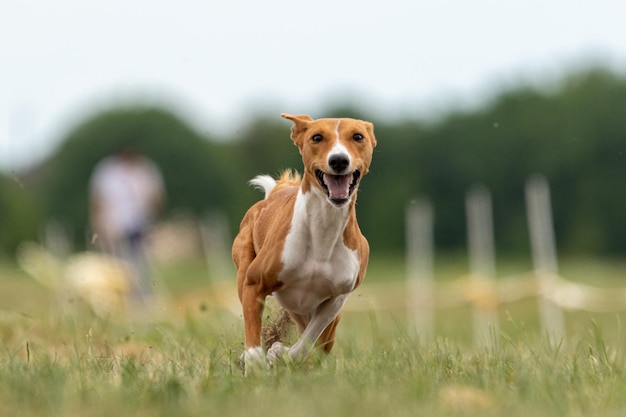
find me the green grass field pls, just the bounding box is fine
[2,253,626,416]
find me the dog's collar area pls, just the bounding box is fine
[315,169,361,206]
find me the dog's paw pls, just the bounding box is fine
[267,342,291,366]
[240,347,266,375]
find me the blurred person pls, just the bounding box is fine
[89,145,165,303]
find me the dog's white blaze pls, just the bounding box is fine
[328,119,350,161]
[334,119,341,143]
[276,188,360,315]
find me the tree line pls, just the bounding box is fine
[1,66,625,257]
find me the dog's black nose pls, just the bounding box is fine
[329,153,350,173]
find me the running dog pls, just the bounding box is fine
[232,113,376,370]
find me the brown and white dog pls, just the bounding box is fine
[232,113,377,371]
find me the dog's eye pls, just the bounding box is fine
[353,133,364,142]
[312,134,323,142]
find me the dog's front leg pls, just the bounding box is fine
[268,294,349,364]
[241,283,266,371]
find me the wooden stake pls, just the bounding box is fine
[406,198,434,343]
[466,185,498,349]
[525,175,565,345]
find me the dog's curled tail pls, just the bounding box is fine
[249,175,276,199]
[249,170,301,200]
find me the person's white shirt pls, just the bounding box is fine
[90,152,164,245]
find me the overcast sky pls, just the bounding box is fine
[2,0,625,171]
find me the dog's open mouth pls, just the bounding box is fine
[316,169,361,205]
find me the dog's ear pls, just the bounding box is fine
[364,121,377,148]
[281,113,313,148]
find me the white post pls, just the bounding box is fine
[406,198,434,344]
[525,175,565,345]
[466,185,498,349]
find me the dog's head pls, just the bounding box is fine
[282,113,376,207]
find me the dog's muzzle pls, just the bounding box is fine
[315,169,361,206]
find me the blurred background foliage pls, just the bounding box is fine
[1,66,625,257]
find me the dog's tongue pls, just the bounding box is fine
[324,174,351,200]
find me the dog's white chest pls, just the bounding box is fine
[275,191,360,314]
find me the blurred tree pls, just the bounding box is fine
[10,65,625,257]
[405,67,626,255]
[0,174,41,254]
